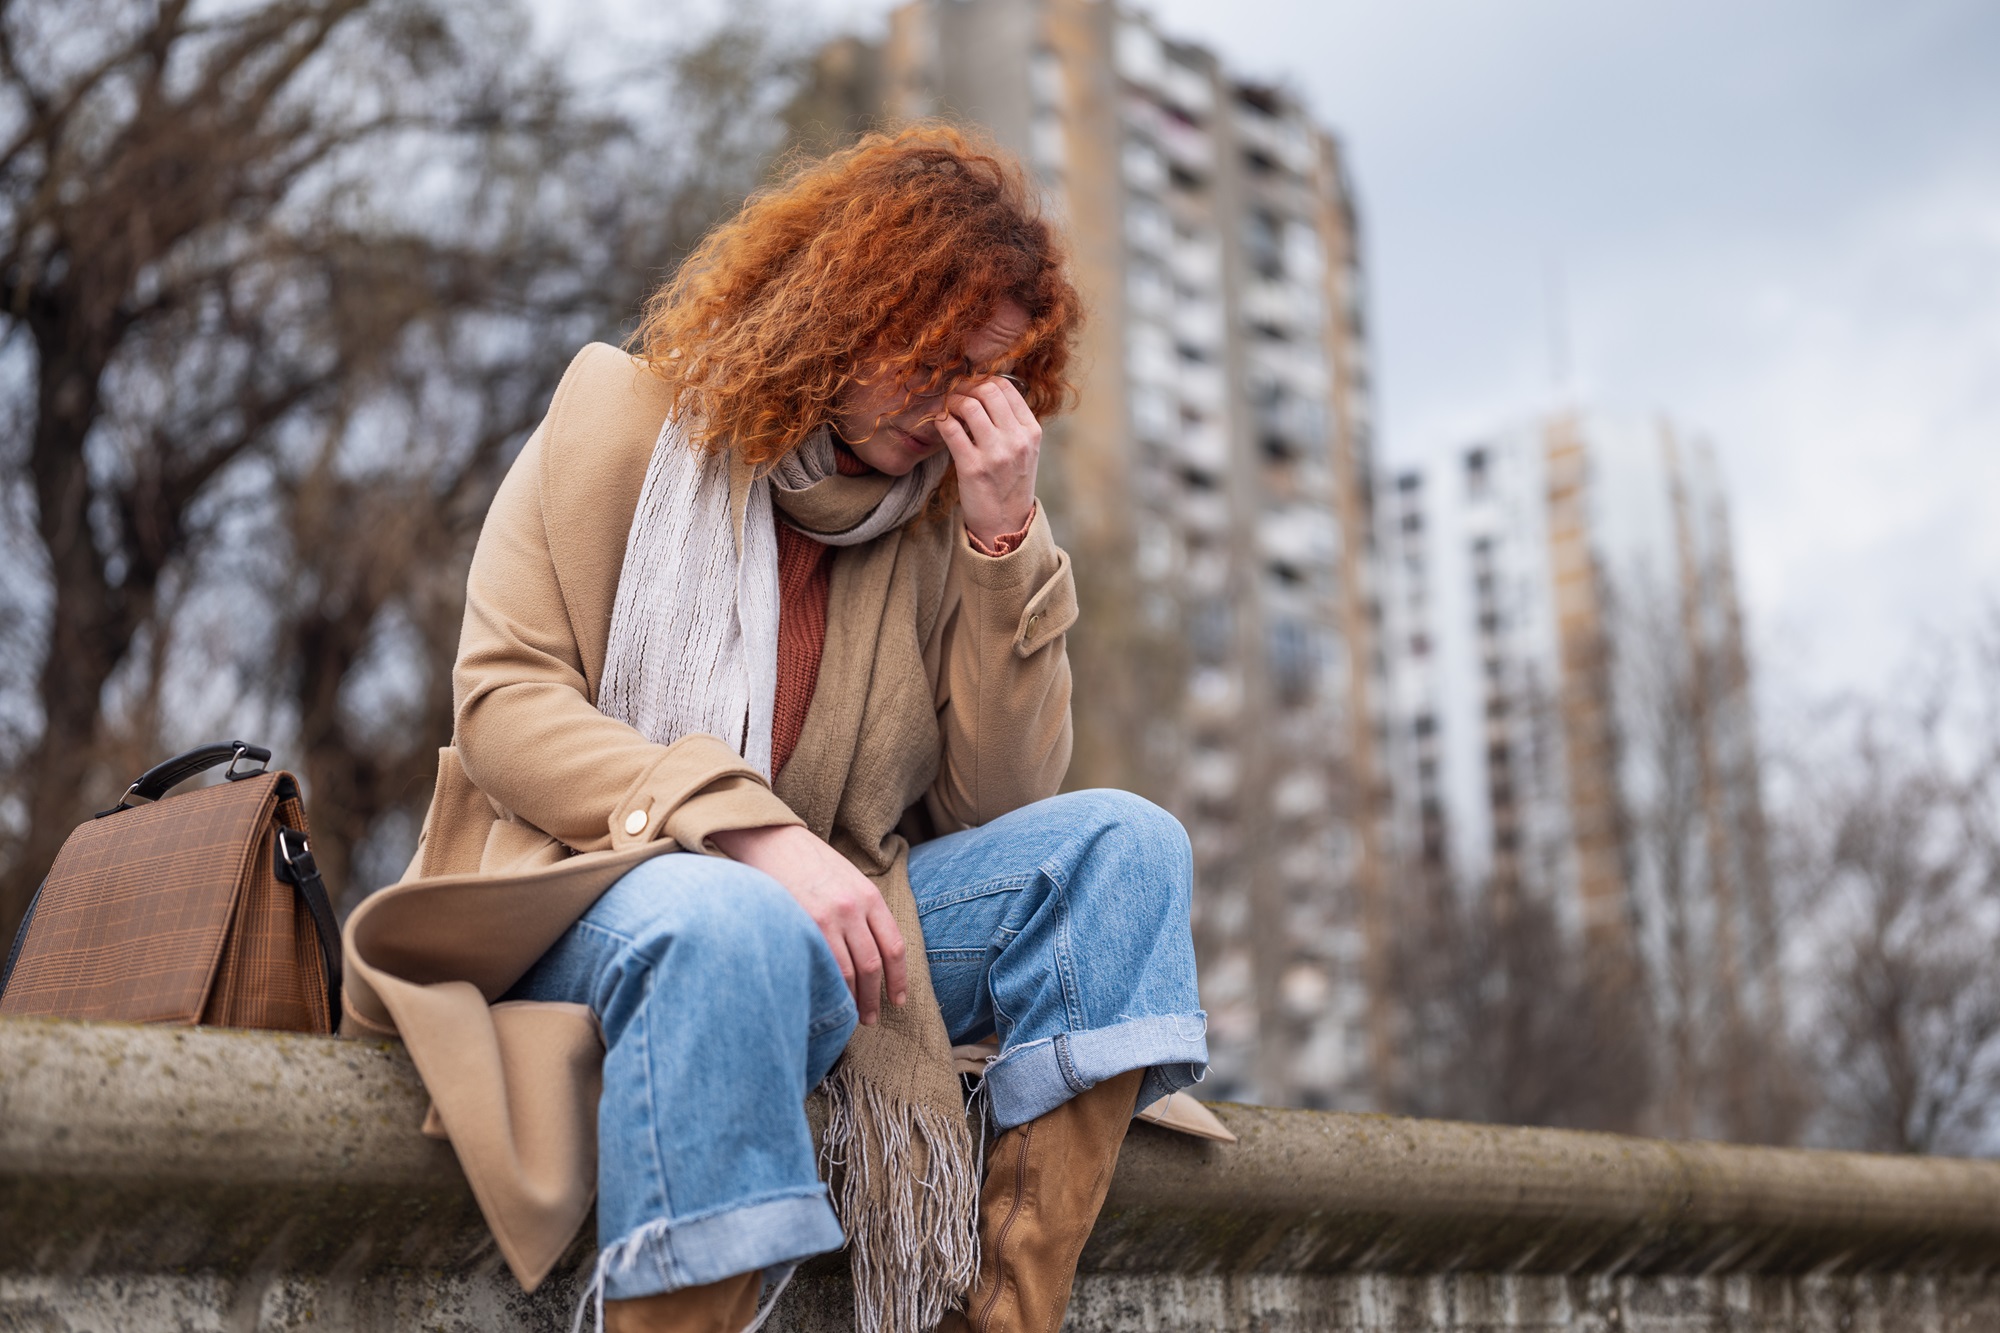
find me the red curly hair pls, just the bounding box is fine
[629,124,1082,481]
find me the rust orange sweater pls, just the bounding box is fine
[772,449,1032,777]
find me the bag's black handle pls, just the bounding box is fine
[274,825,343,1027]
[98,741,271,817]
[0,880,44,1001]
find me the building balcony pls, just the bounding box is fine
[1169,235,1222,291]
[1234,102,1316,176]
[1243,277,1324,338]
[1175,488,1232,536]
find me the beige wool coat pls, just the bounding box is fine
[339,343,1081,1291]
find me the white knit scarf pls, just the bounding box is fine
[598,417,949,774]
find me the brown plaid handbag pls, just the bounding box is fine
[0,741,342,1033]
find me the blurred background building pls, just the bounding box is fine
[1381,413,1782,1116]
[794,0,1393,1109]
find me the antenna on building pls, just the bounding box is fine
[1544,257,1573,408]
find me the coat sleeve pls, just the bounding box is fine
[451,422,802,858]
[922,504,1078,833]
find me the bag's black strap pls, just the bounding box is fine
[273,826,343,1026]
[98,740,272,818]
[0,881,44,1001]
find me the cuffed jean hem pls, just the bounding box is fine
[599,1189,845,1300]
[984,1012,1211,1129]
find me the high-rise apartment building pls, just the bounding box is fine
[1382,413,1777,1036]
[795,0,1392,1107]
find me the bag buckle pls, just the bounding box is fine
[224,742,269,782]
[276,826,313,873]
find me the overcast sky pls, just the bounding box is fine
[803,0,2000,709]
[1133,0,2000,714]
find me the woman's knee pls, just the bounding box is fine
[1055,789,1192,904]
[1068,789,1190,859]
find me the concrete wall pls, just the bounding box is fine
[4,1019,1998,1331]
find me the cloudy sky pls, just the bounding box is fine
[807,0,2000,708]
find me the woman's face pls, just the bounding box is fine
[833,299,1030,475]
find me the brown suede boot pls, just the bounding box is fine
[603,1272,762,1333]
[941,1067,1146,1333]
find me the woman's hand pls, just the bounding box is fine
[708,823,908,1025]
[939,376,1041,548]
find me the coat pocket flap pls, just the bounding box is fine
[1013,547,1078,658]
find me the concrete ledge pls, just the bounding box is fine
[1092,1100,2000,1279]
[0,1019,481,1279]
[6,1019,2000,1331]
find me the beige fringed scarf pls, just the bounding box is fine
[599,417,975,1333]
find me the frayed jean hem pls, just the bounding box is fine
[985,1011,1210,1129]
[598,1189,845,1300]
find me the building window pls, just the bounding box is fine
[1235,83,1282,116]
[1269,618,1317,705]
[1244,209,1283,279]
[1189,598,1234,665]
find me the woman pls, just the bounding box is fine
[340,125,1207,1333]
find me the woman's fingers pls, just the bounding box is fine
[969,378,1028,431]
[935,401,978,464]
[716,823,910,1028]
[996,375,1033,421]
[947,390,1000,444]
[950,382,1038,460]
[943,376,1041,546]
[824,926,858,1007]
[866,893,909,1008]
[847,912,884,1026]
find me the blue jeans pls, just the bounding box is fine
[505,788,1207,1301]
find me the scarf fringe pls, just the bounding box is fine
[823,1060,982,1333]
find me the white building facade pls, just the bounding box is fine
[1382,414,1777,1035]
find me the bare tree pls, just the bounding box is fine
[1388,866,1655,1134]
[1613,571,1804,1145]
[1383,560,1817,1144]
[1783,633,2000,1155]
[0,0,800,935]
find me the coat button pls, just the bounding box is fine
[624,809,648,836]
